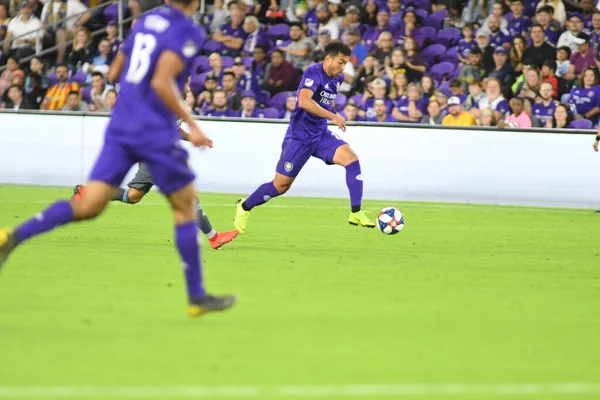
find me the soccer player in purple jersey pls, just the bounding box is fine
[0,0,236,316]
[233,41,376,234]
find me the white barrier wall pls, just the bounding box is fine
[1,113,599,208]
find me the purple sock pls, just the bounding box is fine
[175,221,205,299]
[243,182,281,211]
[15,200,74,243]
[345,161,363,212]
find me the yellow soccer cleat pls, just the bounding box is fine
[187,294,237,317]
[233,199,250,234]
[348,210,376,228]
[0,227,18,268]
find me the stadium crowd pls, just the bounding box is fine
[2,0,600,129]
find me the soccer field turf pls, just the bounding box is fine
[0,185,599,400]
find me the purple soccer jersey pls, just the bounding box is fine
[361,98,394,119]
[93,5,205,194]
[590,31,600,52]
[489,31,511,48]
[457,38,478,59]
[544,25,560,46]
[276,63,347,177]
[507,15,531,38]
[304,10,319,39]
[204,108,238,117]
[569,86,600,115]
[217,22,247,52]
[394,96,428,118]
[532,100,557,125]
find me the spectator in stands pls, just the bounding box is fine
[541,59,559,97]
[278,94,296,119]
[449,78,467,103]
[459,47,487,91]
[364,8,390,50]
[281,21,315,72]
[264,48,298,95]
[365,98,397,122]
[388,69,407,103]
[443,1,465,29]
[25,72,44,108]
[327,0,343,30]
[421,100,444,125]
[555,46,572,78]
[0,56,18,96]
[40,0,91,64]
[2,68,26,101]
[344,26,367,68]
[82,38,113,84]
[360,77,392,118]
[374,31,393,64]
[402,37,425,75]
[546,103,575,128]
[537,0,566,27]
[463,0,495,26]
[486,14,512,51]
[580,0,595,30]
[313,28,331,62]
[434,88,451,115]
[471,78,510,122]
[568,67,600,122]
[303,0,319,39]
[523,24,557,68]
[26,56,48,90]
[535,7,560,46]
[392,82,427,123]
[88,71,113,111]
[568,32,597,76]
[508,0,531,38]
[316,4,339,40]
[396,10,419,43]
[196,73,218,112]
[458,23,477,66]
[464,79,485,111]
[209,0,229,34]
[341,100,362,121]
[488,47,514,90]
[101,89,117,112]
[241,15,268,57]
[231,56,250,90]
[222,70,242,111]
[67,27,94,73]
[1,84,33,109]
[340,6,365,39]
[479,3,509,35]
[339,56,356,96]
[247,45,269,102]
[213,7,246,57]
[498,97,532,128]
[509,35,527,77]
[208,52,225,84]
[476,108,496,126]
[41,63,79,110]
[354,53,383,93]
[590,12,600,50]
[61,89,87,111]
[105,20,121,58]
[3,0,41,61]
[558,14,585,53]
[442,96,478,126]
[476,31,495,71]
[533,81,558,126]
[360,0,378,28]
[385,47,417,83]
[387,0,402,29]
[205,88,237,117]
[421,75,435,100]
[238,90,265,118]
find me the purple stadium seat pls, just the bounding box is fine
[434,28,462,47]
[267,23,290,41]
[270,91,295,109]
[504,11,514,20]
[189,72,209,94]
[222,56,234,68]
[407,0,430,9]
[262,107,279,118]
[441,46,459,65]
[334,93,347,109]
[429,62,456,81]
[420,44,446,65]
[102,3,126,23]
[243,56,253,68]
[202,40,221,55]
[47,71,57,86]
[191,55,209,74]
[413,26,437,40]
[449,65,463,79]
[411,33,426,49]
[438,80,450,92]
[423,10,448,30]
[261,90,272,105]
[350,93,363,106]
[71,71,87,85]
[569,119,593,129]
[81,87,92,103]
[413,9,429,20]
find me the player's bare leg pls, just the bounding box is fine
[234,173,295,234]
[333,144,375,228]
[167,183,236,316]
[1,181,116,268]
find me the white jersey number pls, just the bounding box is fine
[125,33,157,84]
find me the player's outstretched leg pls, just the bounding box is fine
[1,182,116,269]
[196,201,239,249]
[167,183,236,316]
[333,145,375,228]
[234,174,294,234]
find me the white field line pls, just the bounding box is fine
[0,200,593,214]
[0,383,600,398]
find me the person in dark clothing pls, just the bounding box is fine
[523,24,557,68]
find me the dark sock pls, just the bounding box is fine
[243,182,281,211]
[15,200,74,243]
[345,161,363,212]
[112,187,126,202]
[175,221,205,299]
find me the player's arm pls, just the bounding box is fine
[298,88,346,131]
[108,51,126,83]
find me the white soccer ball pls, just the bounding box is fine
[377,207,404,235]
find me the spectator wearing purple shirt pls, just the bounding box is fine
[507,0,531,38]
[303,0,319,39]
[366,98,398,122]
[457,23,477,65]
[402,37,426,75]
[392,82,428,122]
[360,0,379,28]
[589,12,600,51]
[449,78,468,104]
[536,7,561,46]
[340,6,366,41]
[360,77,393,118]
[208,52,226,85]
[278,94,297,119]
[387,0,403,30]
[238,90,266,118]
[363,9,393,50]
[105,20,121,59]
[568,67,600,122]
[241,15,269,57]
[533,81,558,126]
[394,10,420,47]
[212,8,247,56]
[247,45,269,103]
[204,89,238,117]
[569,32,599,76]
[487,15,512,51]
[340,100,364,121]
[546,103,576,128]
[581,0,595,30]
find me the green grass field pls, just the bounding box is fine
[0,185,599,400]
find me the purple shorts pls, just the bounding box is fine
[89,135,195,195]
[276,130,347,177]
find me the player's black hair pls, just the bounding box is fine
[222,70,236,79]
[511,0,523,4]
[289,21,303,29]
[543,59,557,72]
[448,78,462,88]
[324,41,351,58]
[67,90,80,97]
[271,48,284,57]
[8,84,23,92]
[28,72,41,84]
[55,62,69,71]
[254,45,267,53]
[91,71,104,79]
[510,96,524,105]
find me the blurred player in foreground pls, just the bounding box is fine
[233,41,376,233]
[73,119,239,250]
[0,0,236,316]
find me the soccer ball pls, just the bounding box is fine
[377,207,404,235]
